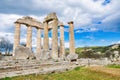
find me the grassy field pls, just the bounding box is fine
[107,64,120,68]
[1,66,120,80]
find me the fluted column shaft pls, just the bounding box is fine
[43,21,49,51]
[36,28,41,53]
[13,23,21,56]
[26,25,32,49]
[60,24,65,58]
[51,19,58,59]
[68,21,75,54]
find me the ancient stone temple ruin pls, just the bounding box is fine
[13,12,78,60]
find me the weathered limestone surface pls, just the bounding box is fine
[0,58,117,79]
[36,29,41,53]
[36,29,41,60]
[51,19,58,59]
[59,22,65,58]
[40,50,51,60]
[43,21,49,51]
[14,46,35,59]
[26,25,32,49]
[0,60,79,79]
[15,16,43,29]
[67,21,78,61]
[66,54,78,61]
[43,12,59,60]
[13,23,21,56]
[44,12,58,22]
[13,17,43,57]
[68,21,75,54]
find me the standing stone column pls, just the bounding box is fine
[13,23,21,56]
[51,19,58,59]
[43,21,49,51]
[26,25,32,49]
[36,28,41,53]
[68,21,75,54]
[59,22,65,58]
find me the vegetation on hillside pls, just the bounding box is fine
[66,44,120,59]
[107,64,120,68]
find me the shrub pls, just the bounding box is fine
[2,77,11,80]
[74,67,81,71]
[107,64,120,68]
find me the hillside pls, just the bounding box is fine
[66,44,120,58]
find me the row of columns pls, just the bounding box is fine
[59,21,75,57]
[13,23,42,56]
[13,21,75,59]
[43,20,75,59]
[43,19,59,59]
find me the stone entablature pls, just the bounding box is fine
[15,16,43,29]
[44,12,58,22]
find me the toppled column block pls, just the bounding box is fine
[14,46,35,60]
[66,54,78,61]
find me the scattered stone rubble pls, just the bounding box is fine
[0,58,120,79]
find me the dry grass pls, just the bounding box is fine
[89,66,120,77]
[1,66,120,80]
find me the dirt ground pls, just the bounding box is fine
[89,66,120,77]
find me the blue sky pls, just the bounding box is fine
[0,0,120,48]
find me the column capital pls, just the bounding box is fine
[68,21,74,24]
[26,24,31,27]
[14,22,20,24]
[43,20,48,23]
[59,22,64,27]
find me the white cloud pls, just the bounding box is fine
[65,42,69,48]
[103,12,120,23]
[0,32,14,43]
[0,13,46,32]
[111,40,120,45]
[100,39,106,42]
[26,0,120,29]
[0,14,22,32]
[75,27,98,33]
[0,0,120,31]
[85,35,95,40]
[117,41,120,44]
[90,27,98,31]
[75,30,81,33]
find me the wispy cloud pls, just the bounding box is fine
[75,27,98,33]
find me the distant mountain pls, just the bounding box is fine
[74,43,120,54]
[108,43,120,48]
